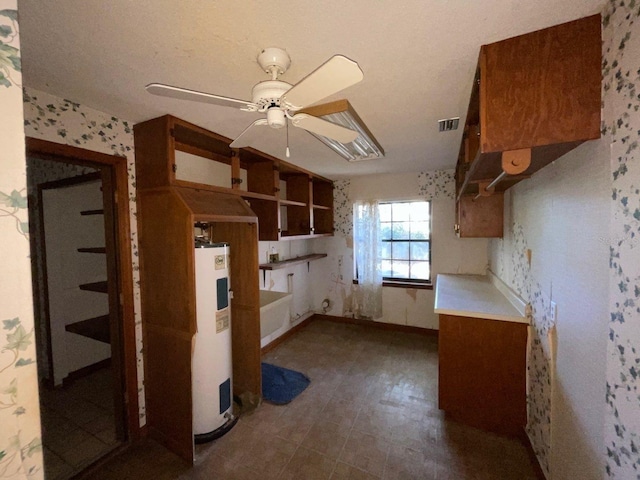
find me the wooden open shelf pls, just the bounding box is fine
[65,315,110,344]
[77,247,106,254]
[80,209,104,216]
[259,253,327,271]
[79,281,108,293]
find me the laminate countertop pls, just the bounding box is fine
[434,274,528,324]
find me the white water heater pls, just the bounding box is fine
[192,241,235,443]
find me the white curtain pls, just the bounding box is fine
[353,200,382,319]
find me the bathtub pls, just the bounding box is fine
[259,290,293,339]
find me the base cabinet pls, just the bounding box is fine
[438,314,527,436]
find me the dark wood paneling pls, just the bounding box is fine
[438,314,527,436]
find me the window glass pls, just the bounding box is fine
[378,200,431,282]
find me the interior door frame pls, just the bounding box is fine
[26,137,141,439]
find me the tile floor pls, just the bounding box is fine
[40,367,121,479]
[92,319,539,479]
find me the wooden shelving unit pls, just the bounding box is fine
[134,114,334,241]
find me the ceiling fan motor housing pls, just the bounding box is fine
[251,80,292,109]
[257,47,291,76]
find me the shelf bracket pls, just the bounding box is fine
[502,148,531,175]
[473,148,531,201]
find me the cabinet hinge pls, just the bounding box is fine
[231,177,243,185]
[172,164,177,173]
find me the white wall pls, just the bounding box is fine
[313,171,488,330]
[258,239,318,347]
[42,181,111,385]
[489,139,609,479]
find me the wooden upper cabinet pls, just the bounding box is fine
[480,15,601,154]
[455,14,601,237]
[459,15,601,194]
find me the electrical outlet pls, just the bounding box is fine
[549,301,557,323]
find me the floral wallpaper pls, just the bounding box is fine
[417,169,455,200]
[602,1,640,477]
[489,4,640,478]
[22,88,146,426]
[495,223,554,476]
[333,179,352,237]
[0,2,44,478]
[332,170,455,239]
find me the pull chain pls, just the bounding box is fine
[286,120,291,158]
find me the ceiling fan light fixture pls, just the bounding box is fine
[300,100,384,162]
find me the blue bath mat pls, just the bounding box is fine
[261,362,310,405]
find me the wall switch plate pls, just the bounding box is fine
[549,301,557,323]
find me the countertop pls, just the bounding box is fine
[434,274,528,324]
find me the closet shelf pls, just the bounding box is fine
[79,281,108,293]
[77,247,107,254]
[65,315,110,344]
[80,209,104,216]
[279,199,307,207]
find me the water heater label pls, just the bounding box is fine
[214,254,226,270]
[216,309,230,333]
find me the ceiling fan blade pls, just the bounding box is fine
[281,55,364,110]
[290,114,358,143]
[229,119,269,148]
[146,83,258,111]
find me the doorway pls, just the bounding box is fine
[25,139,138,479]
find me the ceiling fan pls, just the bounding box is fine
[146,47,364,156]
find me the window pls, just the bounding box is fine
[379,201,431,283]
[354,200,432,286]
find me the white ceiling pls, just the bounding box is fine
[18,0,605,180]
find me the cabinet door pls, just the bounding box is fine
[457,194,503,238]
[438,314,527,436]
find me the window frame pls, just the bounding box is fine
[354,199,433,289]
